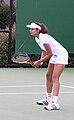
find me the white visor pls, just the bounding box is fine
[26,23,41,30]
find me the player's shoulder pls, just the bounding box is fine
[40,33,50,39]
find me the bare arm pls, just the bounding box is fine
[40,50,47,65]
[33,43,52,67]
[39,43,52,63]
[40,50,47,59]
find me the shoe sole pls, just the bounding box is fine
[44,107,60,110]
[36,102,43,105]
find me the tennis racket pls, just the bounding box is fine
[11,53,33,65]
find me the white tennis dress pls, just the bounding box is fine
[35,33,68,64]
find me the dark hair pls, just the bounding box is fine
[34,22,49,34]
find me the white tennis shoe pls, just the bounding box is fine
[36,96,52,105]
[44,101,60,110]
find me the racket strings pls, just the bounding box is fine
[15,55,30,62]
[15,55,30,61]
[12,53,32,64]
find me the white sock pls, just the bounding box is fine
[46,93,51,97]
[46,93,52,101]
[52,96,58,103]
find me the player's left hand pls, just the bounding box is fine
[32,60,41,68]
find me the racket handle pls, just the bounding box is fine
[19,61,33,65]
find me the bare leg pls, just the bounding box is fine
[44,64,65,110]
[52,64,65,96]
[36,63,54,105]
[46,63,54,94]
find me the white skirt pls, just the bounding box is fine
[49,51,68,65]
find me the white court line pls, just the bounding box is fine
[0,92,45,95]
[61,85,74,89]
[0,91,74,95]
[0,84,74,95]
[0,84,74,88]
[0,85,45,88]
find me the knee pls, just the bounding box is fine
[46,72,52,80]
[46,72,49,77]
[52,75,59,83]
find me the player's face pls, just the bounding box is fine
[29,28,39,37]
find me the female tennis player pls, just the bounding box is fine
[26,22,68,110]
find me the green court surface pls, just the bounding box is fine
[0,67,74,120]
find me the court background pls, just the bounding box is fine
[16,0,74,54]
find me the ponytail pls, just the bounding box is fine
[34,22,49,34]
